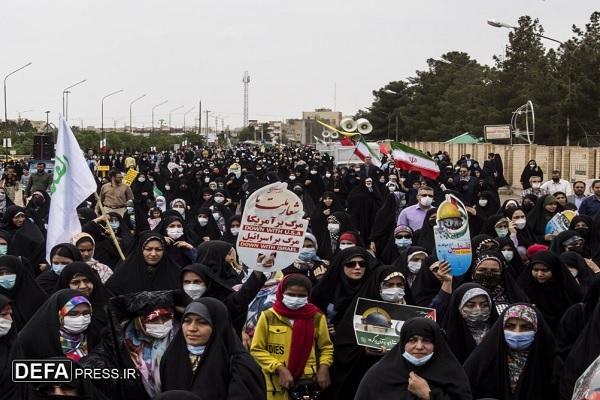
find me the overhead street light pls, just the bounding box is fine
[152,101,168,133]
[169,106,184,132]
[487,18,564,45]
[183,107,195,133]
[130,94,147,134]
[4,62,32,161]
[101,89,124,154]
[62,79,86,121]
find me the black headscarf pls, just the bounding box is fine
[346,182,383,245]
[475,191,501,220]
[36,243,83,295]
[559,251,595,289]
[412,208,437,254]
[219,215,242,245]
[518,251,583,333]
[187,207,222,242]
[195,241,241,288]
[548,230,585,256]
[0,255,47,332]
[440,282,499,364]
[329,265,415,399]
[526,194,562,244]
[105,231,182,295]
[556,274,600,362]
[0,205,46,274]
[504,207,537,250]
[315,211,359,261]
[18,289,90,359]
[160,299,265,398]
[0,294,26,400]
[153,215,198,266]
[464,304,558,400]
[355,317,473,399]
[311,247,380,324]
[54,261,114,351]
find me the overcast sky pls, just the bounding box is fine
[2,1,598,130]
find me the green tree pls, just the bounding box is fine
[237,126,255,142]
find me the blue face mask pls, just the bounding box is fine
[52,264,67,275]
[109,222,120,230]
[0,274,16,290]
[395,238,412,248]
[298,248,317,262]
[402,351,434,366]
[504,330,535,351]
[0,245,7,256]
[186,343,206,355]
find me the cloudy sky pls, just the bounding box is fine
[2,1,597,130]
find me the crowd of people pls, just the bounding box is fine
[1,144,600,399]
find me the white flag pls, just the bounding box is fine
[46,116,97,261]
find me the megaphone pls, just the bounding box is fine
[356,118,373,134]
[330,131,339,139]
[322,130,331,138]
[340,118,358,133]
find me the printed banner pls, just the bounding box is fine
[236,182,308,272]
[434,193,472,276]
[353,298,436,349]
[545,210,577,236]
[123,169,139,186]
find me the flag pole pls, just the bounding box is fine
[94,193,126,260]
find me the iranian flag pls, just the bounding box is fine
[391,141,440,179]
[99,132,106,153]
[340,136,382,167]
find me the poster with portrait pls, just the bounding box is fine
[236,182,308,272]
[572,353,600,400]
[546,210,577,236]
[434,193,472,276]
[353,298,436,349]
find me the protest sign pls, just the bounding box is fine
[434,193,472,276]
[353,298,435,349]
[123,169,139,186]
[236,182,308,272]
[546,210,576,236]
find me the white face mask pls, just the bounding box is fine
[325,173,331,178]
[419,196,433,207]
[138,177,146,182]
[310,170,317,175]
[212,212,221,221]
[63,315,92,334]
[167,227,184,240]
[478,199,488,207]
[127,207,135,213]
[514,219,527,230]
[531,182,541,189]
[230,228,240,236]
[282,295,308,310]
[501,250,514,262]
[197,218,209,227]
[173,207,185,216]
[339,244,355,250]
[327,223,340,233]
[380,288,405,303]
[408,261,422,274]
[145,320,173,339]
[0,318,12,336]
[214,196,225,204]
[184,284,207,300]
[289,175,296,181]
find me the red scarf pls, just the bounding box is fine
[272,274,321,381]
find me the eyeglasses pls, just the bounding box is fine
[419,194,434,198]
[395,235,412,239]
[344,260,367,269]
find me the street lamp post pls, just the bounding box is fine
[4,62,32,161]
[62,79,86,121]
[101,89,124,154]
[183,107,195,133]
[152,101,168,133]
[129,94,147,134]
[487,18,574,145]
[168,106,184,132]
[383,89,400,141]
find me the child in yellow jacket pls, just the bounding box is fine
[251,274,334,400]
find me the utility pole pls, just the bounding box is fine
[159,119,165,131]
[243,71,250,128]
[198,100,202,135]
[205,110,210,145]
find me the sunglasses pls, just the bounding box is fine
[344,260,367,269]
[419,194,434,198]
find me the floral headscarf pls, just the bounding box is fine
[502,304,537,332]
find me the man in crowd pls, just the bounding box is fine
[25,162,52,199]
[98,169,134,216]
[541,170,572,196]
[579,179,600,218]
[520,175,549,203]
[567,180,587,210]
[397,186,435,230]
